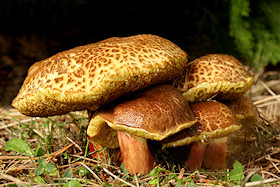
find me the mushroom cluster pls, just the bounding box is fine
[88,84,197,174]
[168,54,258,170]
[87,54,258,173]
[12,34,259,175]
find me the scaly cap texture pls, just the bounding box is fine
[223,95,259,128]
[87,85,197,148]
[179,54,254,102]
[162,100,241,148]
[12,34,188,116]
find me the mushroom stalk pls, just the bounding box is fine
[88,137,106,160]
[185,142,206,170]
[117,131,156,175]
[203,137,228,169]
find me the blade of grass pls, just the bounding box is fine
[7,117,45,142]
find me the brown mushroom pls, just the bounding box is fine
[162,100,241,170]
[12,34,188,117]
[223,95,259,128]
[87,85,197,174]
[222,95,260,166]
[176,54,254,102]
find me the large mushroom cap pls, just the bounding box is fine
[179,54,254,102]
[12,34,188,116]
[87,85,197,148]
[162,100,242,148]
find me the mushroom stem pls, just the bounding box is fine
[203,137,228,169]
[88,137,106,160]
[185,142,206,170]
[117,131,156,175]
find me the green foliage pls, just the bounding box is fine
[227,160,267,185]
[4,137,82,186]
[229,160,245,182]
[7,185,20,187]
[4,138,34,156]
[149,167,167,186]
[63,180,82,187]
[148,166,198,186]
[250,173,263,182]
[36,157,58,177]
[229,0,280,70]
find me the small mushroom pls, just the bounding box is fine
[176,54,254,102]
[12,34,188,117]
[223,95,259,128]
[87,85,197,174]
[222,95,260,166]
[162,100,241,170]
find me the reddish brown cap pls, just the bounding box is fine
[87,85,197,148]
[12,34,188,116]
[223,95,259,128]
[162,100,241,148]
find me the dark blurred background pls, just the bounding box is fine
[0,0,279,109]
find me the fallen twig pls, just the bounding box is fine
[79,161,102,184]
[0,172,28,186]
[103,167,136,187]
[0,143,73,161]
[243,178,280,186]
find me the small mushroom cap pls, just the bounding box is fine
[179,54,254,102]
[162,100,241,148]
[87,85,197,148]
[223,95,259,127]
[12,34,188,117]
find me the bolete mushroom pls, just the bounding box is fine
[12,34,188,117]
[176,54,254,102]
[222,95,260,166]
[223,95,259,128]
[87,85,197,174]
[162,100,242,170]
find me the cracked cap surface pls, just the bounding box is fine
[162,100,241,148]
[87,85,197,148]
[12,34,188,116]
[178,54,254,102]
[223,95,259,128]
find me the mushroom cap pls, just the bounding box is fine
[223,95,259,127]
[179,54,254,102]
[87,85,197,148]
[162,100,241,148]
[12,34,188,117]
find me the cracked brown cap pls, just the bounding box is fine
[223,95,259,128]
[162,100,241,148]
[178,54,254,102]
[12,34,188,116]
[87,85,197,148]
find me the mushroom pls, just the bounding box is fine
[222,95,260,166]
[87,85,197,174]
[176,54,254,102]
[168,54,255,169]
[12,34,188,117]
[162,100,242,170]
[223,95,259,128]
